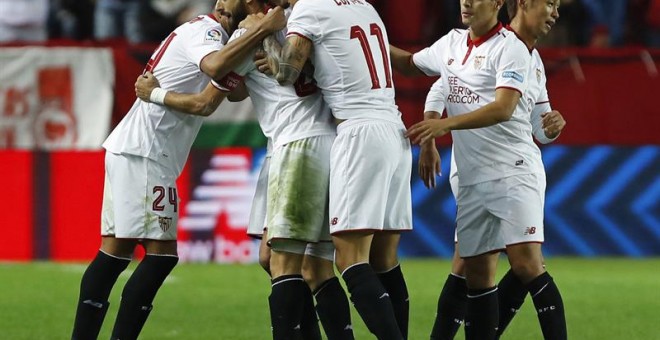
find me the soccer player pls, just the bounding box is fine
[420,2,567,339]
[70,2,285,339]
[269,1,412,339]
[135,2,354,339]
[401,0,567,339]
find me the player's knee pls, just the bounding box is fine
[509,260,544,284]
[258,251,271,274]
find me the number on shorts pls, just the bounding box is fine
[349,23,392,89]
[153,186,178,212]
[145,32,177,73]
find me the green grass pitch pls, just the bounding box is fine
[2,258,659,339]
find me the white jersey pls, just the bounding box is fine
[224,21,335,147]
[286,0,401,122]
[413,24,540,186]
[422,29,557,189]
[103,15,228,175]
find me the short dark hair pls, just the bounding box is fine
[506,0,518,20]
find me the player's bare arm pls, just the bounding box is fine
[406,88,520,144]
[136,72,229,117]
[541,110,566,139]
[390,45,424,76]
[418,110,442,189]
[201,7,286,80]
[275,35,312,86]
[227,81,249,102]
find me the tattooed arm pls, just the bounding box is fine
[272,35,313,86]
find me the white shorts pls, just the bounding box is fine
[101,152,179,240]
[329,119,413,234]
[270,239,335,262]
[456,173,546,257]
[267,135,334,244]
[247,155,270,239]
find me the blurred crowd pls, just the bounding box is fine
[0,0,659,47]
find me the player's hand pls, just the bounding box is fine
[541,110,566,139]
[239,13,264,30]
[405,119,451,145]
[259,6,286,33]
[418,141,441,189]
[254,49,277,76]
[135,72,160,102]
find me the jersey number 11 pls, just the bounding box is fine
[350,23,392,89]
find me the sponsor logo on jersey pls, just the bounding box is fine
[473,56,485,70]
[205,28,223,43]
[502,71,524,83]
[448,58,455,65]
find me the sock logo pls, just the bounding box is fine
[537,305,556,314]
[82,300,104,309]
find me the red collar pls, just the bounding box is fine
[467,22,502,47]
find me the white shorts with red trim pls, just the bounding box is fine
[247,155,270,238]
[101,152,179,240]
[456,173,546,257]
[329,119,413,234]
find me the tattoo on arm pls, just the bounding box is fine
[276,36,312,85]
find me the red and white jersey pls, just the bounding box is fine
[286,0,400,122]
[528,48,557,144]
[225,22,335,147]
[103,15,228,175]
[413,24,540,186]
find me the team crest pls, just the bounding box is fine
[158,216,173,232]
[473,56,485,70]
[536,68,542,83]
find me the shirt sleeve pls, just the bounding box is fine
[226,28,257,76]
[495,39,530,95]
[424,77,446,114]
[412,37,446,77]
[286,1,321,42]
[531,59,557,143]
[186,23,227,69]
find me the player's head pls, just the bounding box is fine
[506,0,560,38]
[269,0,292,8]
[219,0,250,33]
[460,0,504,29]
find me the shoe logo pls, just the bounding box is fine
[344,324,353,331]
[294,324,301,330]
[378,292,390,299]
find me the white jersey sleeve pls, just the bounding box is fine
[494,39,529,95]
[413,35,449,77]
[424,77,446,114]
[286,1,321,42]
[529,53,557,144]
[185,23,228,68]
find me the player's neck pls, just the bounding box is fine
[469,19,499,40]
[510,19,537,50]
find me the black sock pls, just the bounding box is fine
[495,269,527,338]
[464,287,498,340]
[299,282,322,340]
[430,273,467,340]
[269,275,306,340]
[528,272,567,340]
[71,250,130,340]
[110,254,178,340]
[342,263,403,340]
[377,264,409,339]
[314,277,355,340]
